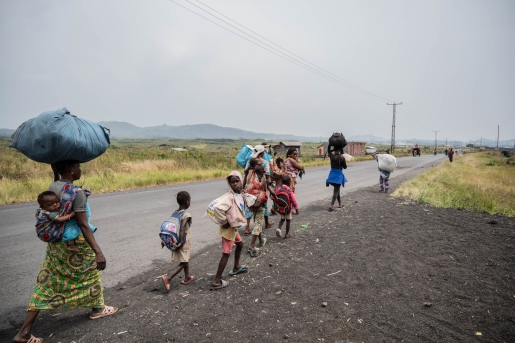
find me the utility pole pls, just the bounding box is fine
[496,125,499,150]
[432,130,440,153]
[387,102,402,154]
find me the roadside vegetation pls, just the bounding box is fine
[0,137,332,204]
[5,136,506,212]
[394,151,515,217]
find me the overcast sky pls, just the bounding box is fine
[1,0,514,142]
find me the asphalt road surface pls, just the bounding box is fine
[0,154,445,330]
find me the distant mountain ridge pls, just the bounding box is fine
[98,121,329,142]
[2,122,514,147]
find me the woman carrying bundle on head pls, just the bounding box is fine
[326,149,348,211]
[14,160,117,343]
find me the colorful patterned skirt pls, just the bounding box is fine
[28,234,104,311]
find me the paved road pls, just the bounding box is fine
[0,154,445,329]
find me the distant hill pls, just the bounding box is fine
[99,121,328,142]
[0,128,14,137]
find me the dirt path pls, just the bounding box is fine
[2,169,514,343]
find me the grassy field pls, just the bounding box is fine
[5,136,509,215]
[394,151,515,217]
[0,137,335,204]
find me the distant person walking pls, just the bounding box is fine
[448,148,454,162]
[326,150,348,211]
[372,153,391,193]
[284,148,305,194]
[269,155,285,215]
[243,145,274,228]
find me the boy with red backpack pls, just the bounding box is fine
[275,175,299,239]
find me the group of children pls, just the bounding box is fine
[160,158,299,291]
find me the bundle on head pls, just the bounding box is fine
[324,133,347,159]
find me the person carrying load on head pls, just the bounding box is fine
[326,149,348,211]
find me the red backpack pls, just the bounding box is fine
[275,187,291,215]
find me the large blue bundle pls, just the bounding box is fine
[9,108,110,164]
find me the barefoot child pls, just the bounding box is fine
[275,175,298,239]
[211,171,248,289]
[36,191,78,252]
[161,191,195,292]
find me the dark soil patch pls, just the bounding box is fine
[2,170,515,342]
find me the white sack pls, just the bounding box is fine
[377,154,397,172]
[342,153,354,162]
[205,194,229,225]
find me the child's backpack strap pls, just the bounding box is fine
[36,183,81,243]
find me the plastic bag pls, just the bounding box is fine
[377,154,397,173]
[236,144,253,168]
[10,108,110,164]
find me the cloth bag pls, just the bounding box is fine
[10,108,110,164]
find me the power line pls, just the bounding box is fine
[169,0,391,102]
[501,106,515,126]
[194,0,392,102]
[397,105,432,132]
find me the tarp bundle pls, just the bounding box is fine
[10,108,110,164]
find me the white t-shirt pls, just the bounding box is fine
[234,193,245,211]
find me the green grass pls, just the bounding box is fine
[0,137,332,204]
[394,151,515,217]
[2,136,475,206]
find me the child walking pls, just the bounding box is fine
[161,191,195,292]
[210,171,248,290]
[372,153,391,193]
[275,175,299,239]
[245,163,276,256]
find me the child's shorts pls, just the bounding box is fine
[280,213,292,220]
[221,233,242,254]
[246,201,269,219]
